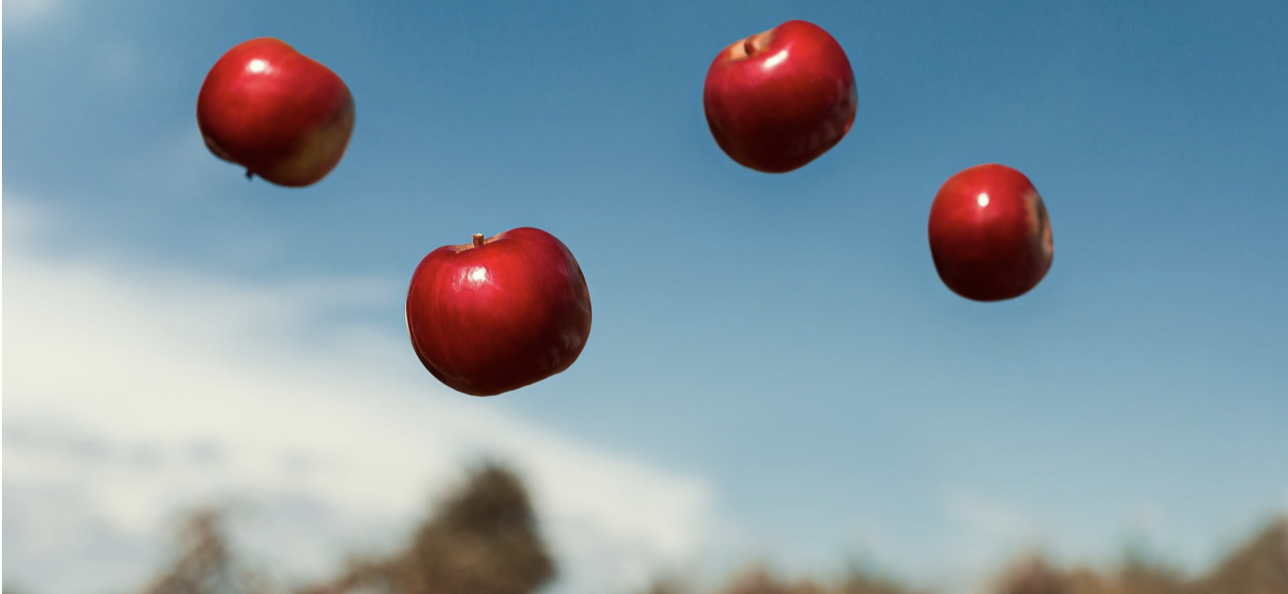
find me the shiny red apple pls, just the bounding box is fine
[406,228,593,396]
[928,164,1055,302]
[703,20,857,173]
[197,38,355,187]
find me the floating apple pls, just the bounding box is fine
[703,20,857,173]
[406,228,593,396]
[928,164,1054,301]
[197,38,355,187]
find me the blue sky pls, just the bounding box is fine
[5,1,1287,593]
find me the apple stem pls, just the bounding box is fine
[743,38,756,56]
[472,233,485,247]
[245,169,254,181]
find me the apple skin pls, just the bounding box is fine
[406,228,593,396]
[703,20,857,173]
[928,164,1054,302]
[197,38,355,187]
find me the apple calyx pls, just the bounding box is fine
[245,169,254,181]
[472,233,486,247]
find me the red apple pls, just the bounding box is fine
[703,20,857,173]
[928,164,1055,302]
[406,228,593,396]
[197,38,355,187]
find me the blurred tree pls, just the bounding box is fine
[140,510,267,594]
[1111,554,1184,594]
[297,462,554,594]
[837,562,924,594]
[123,465,1286,594]
[1190,518,1287,594]
[721,568,822,594]
[995,556,1069,594]
[640,564,923,594]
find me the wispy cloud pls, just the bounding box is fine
[934,491,1043,594]
[3,197,721,594]
[4,0,64,28]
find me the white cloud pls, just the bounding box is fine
[2,198,720,594]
